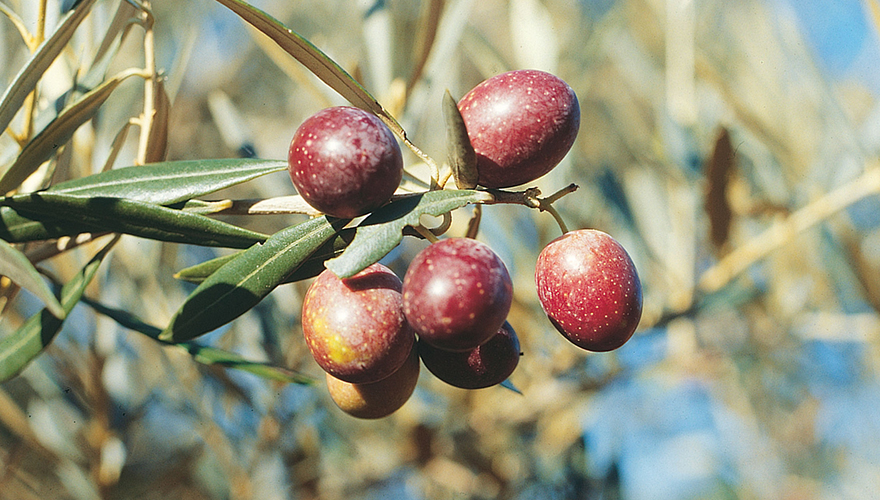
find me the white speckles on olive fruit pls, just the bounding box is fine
[288,106,403,218]
[535,229,642,352]
[403,238,513,352]
[301,263,414,384]
[458,69,580,188]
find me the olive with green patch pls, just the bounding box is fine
[301,263,415,384]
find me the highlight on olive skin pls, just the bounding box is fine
[535,229,642,352]
[287,106,403,218]
[402,238,513,352]
[301,263,415,384]
[458,69,580,189]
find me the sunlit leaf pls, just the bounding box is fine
[408,0,445,89]
[80,296,315,384]
[143,78,171,163]
[0,3,31,45]
[442,90,478,189]
[174,228,356,283]
[0,0,98,137]
[0,239,64,318]
[212,0,406,139]
[43,158,288,205]
[0,236,116,382]
[3,193,269,248]
[161,216,347,342]
[89,0,139,83]
[0,72,133,194]
[325,189,492,278]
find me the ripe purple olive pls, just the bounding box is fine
[458,69,580,188]
[535,229,642,352]
[288,106,403,218]
[325,342,420,419]
[418,321,520,389]
[403,238,513,352]
[301,263,415,384]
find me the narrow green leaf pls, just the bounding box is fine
[0,0,98,136]
[161,216,347,342]
[0,72,132,194]
[174,252,240,283]
[212,0,407,139]
[187,347,315,383]
[442,90,478,189]
[0,236,116,382]
[0,205,94,243]
[174,228,356,283]
[500,379,523,395]
[0,239,65,318]
[43,158,288,205]
[3,193,269,248]
[88,0,139,86]
[79,296,315,384]
[325,189,492,278]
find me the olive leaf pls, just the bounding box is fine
[79,296,315,384]
[143,77,170,164]
[88,0,140,85]
[0,3,30,44]
[325,189,493,278]
[442,89,478,189]
[161,216,347,343]
[42,158,288,205]
[212,0,406,139]
[0,239,65,318]
[0,236,116,382]
[0,206,92,243]
[0,0,98,137]
[0,71,136,194]
[2,193,269,248]
[408,0,445,89]
[174,228,356,284]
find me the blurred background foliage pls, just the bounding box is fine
[2,0,880,498]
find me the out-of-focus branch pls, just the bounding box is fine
[699,163,880,293]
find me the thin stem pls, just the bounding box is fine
[36,0,47,44]
[428,212,452,236]
[543,204,569,235]
[135,2,156,165]
[413,224,440,243]
[437,168,453,189]
[543,183,579,204]
[404,138,442,189]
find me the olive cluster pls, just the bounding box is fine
[288,70,642,419]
